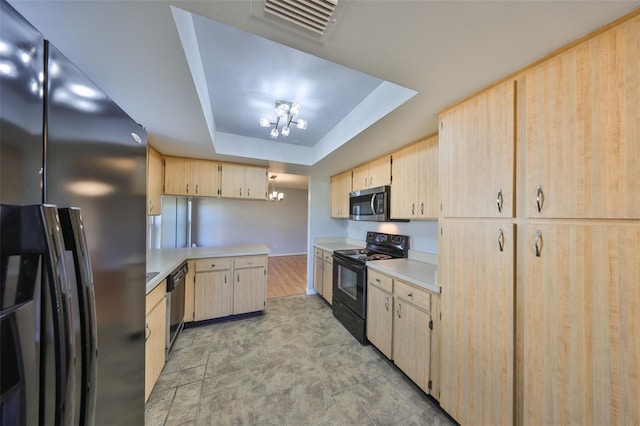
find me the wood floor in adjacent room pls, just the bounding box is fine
[267,255,307,299]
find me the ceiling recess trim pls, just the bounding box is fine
[264,0,338,35]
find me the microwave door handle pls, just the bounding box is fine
[58,207,98,426]
[41,205,76,426]
[370,193,377,215]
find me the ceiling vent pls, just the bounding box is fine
[264,0,338,36]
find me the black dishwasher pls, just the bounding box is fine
[166,261,187,357]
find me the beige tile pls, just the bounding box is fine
[332,389,375,425]
[145,387,175,426]
[165,381,202,426]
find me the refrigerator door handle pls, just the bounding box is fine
[58,207,98,426]
[38,205,76,426]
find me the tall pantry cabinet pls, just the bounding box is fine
[520,14,640,426]
[438,11,640,426]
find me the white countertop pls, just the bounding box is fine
[146,244,271,294]
[367,258,440,294]
[314,241,364,252]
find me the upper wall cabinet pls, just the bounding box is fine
[524,15,640,219]
[330,170,352,218]
[439,80,515,219]
[352,155,391,192]
[391,134,439,219]
[220,163,268,200]
[147,145,164,215]
[164,156,219,197]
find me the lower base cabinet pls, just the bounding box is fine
[313,247,334,304]
[188,255,267,322]
[145,280,166,402]
[366,269,438,396]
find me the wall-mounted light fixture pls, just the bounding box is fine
[260,100,308,139]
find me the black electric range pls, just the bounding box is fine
[332,232,409,344]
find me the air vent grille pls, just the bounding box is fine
[264,0,338,35]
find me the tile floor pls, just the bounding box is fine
[145,294,455,426]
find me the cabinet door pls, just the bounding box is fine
[393,298,430,392]
[234,267,266,314]
[191,159,219,197]
[220,163,245,198]
[194,270,232,321]
[352,164,369,192]
[439,220,515,426]
[164,156,192,196]
[313,254,323,295]
[145,293,166,401]
[147,145,163,215]
[331,171,352,218]
[244,166,268,200]
[366,282,393,359]
[439,80,515,218]
[369,155,391,189]
[322,258,333,304]
[525,17,640,219]
[521,223,640,426]
[390,143,418,219]
[417,135,439,218]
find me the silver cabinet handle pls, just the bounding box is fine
[237,273,240,282]
[498,228,504,252]
[536,186,543,213]
[149,200,153,212]
[211,264,215,268]
[397,303,402,318]
[196,184,199,195]
[185,183,189,194]
[248,188,250,197]
[497,189,503,213]
[145,324,151,342]
[420,202,424,215]
[407,292,413,297]
[224,273,227,284]
[239,188,242,197]
[385,297,389,311]
[535,230,542,257]
[411,203,415,215]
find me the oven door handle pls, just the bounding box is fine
[334,256,366,271]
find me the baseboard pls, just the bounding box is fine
[306,287,318,295]
[268,252,307,257]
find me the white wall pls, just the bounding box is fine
[191,188,308,255]
[346,220,439,254]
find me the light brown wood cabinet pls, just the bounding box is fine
[145,280,166,402]
[366,270,393,359]
[439,80,515,219]
[524,15,640,220]
[439,221,515,425]
[189,255,267,322]
[146,145,164,215]
[220,163,268,200]
[390,135,439,219]
[164,156,219,197]
[312,247,334,304]
[330,170,352,218]
[233,255,267,314]
[366,268,438,395]
[184,260,196,323]
[193,257,232,321]
[352,155,391,192]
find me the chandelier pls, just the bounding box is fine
[260,100,308,139]
[269,175,284,201]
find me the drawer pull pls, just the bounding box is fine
[385,297,389,311]
[397,303,402,318]
[497,189,503,213]
[536,186,544,213]
[211,264,215,268]
[145,324,151,342]
[535,230,543,257]
[376,278,380,283]
[407,292,413,297]
[498,228,505,252]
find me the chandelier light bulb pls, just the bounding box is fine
[259,117,270,127]
[281,126,290,137]
[296,119,307,130]
[270,127,279,138]
[290,102,300,116]
[262,100,307,139]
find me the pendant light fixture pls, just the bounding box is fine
[269,175,284,201]
[260,100,308,139]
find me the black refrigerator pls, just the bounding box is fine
[0,1,146,424]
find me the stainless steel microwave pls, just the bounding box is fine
[349,185,393,221]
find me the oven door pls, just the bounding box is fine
[332,255,367,318]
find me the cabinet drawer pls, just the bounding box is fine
[314,247,323,258]
[234,255,267,269]
[323,251,333,264]
[394,280,430,312]
[368,269,393,293]
[195,257,232,272]
[146,280,166,316]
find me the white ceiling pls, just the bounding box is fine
[8,0,640,189]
